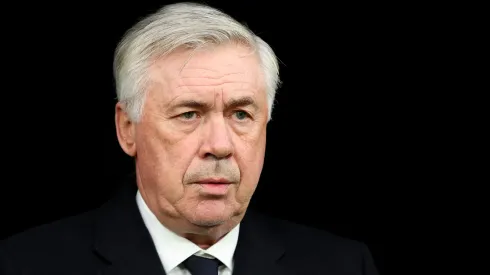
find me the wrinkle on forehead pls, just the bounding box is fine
[175,40,255,69]
[147,43,266,105]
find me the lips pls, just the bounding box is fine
[195,178,232,195]
[196,178,231,184]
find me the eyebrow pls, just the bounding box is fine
[171,100,212,110]
[170,96,258,112]
[224,96,258,111]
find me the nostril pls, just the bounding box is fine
[204,153,231,160]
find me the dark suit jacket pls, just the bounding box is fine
[0,176,379,275]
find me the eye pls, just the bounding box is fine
[179,111,199,120]
[233,110,250,121]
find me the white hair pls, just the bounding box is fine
[113,2,281,122]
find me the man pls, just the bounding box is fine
[0,2,379,274]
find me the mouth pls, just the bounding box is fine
[197,178,232,184]
[195,178,233,195]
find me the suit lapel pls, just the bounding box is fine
[232,210,297,275]
[91,174,166,275]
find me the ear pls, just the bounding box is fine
[115,102,136,157]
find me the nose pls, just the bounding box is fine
[199,115,234,160]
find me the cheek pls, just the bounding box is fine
[136,124,200,200]
[234,131,266,190]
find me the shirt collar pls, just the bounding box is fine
[136,190,239,273]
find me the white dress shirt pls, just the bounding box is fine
[136,191,239,275]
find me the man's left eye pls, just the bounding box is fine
[234,111,249,120]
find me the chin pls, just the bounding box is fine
[187,200,234,227]
[190,218,225,228]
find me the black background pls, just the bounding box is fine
[0,1,439,273]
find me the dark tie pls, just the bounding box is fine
[183,255,221,275]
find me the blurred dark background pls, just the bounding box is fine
[0,1,441,273]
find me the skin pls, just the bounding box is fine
[115,42,268,248]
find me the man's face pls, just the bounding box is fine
[131,43,268,229]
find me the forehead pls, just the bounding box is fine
[147,43,265,100]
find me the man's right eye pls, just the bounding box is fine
[179,111,198,120]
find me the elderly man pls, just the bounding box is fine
[0,2,379,275]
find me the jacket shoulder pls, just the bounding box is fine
[248,211,359,246]
[269,214,362,249]
[0,208,98,272]
[2,208,96,246]
[252,212,380,274]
